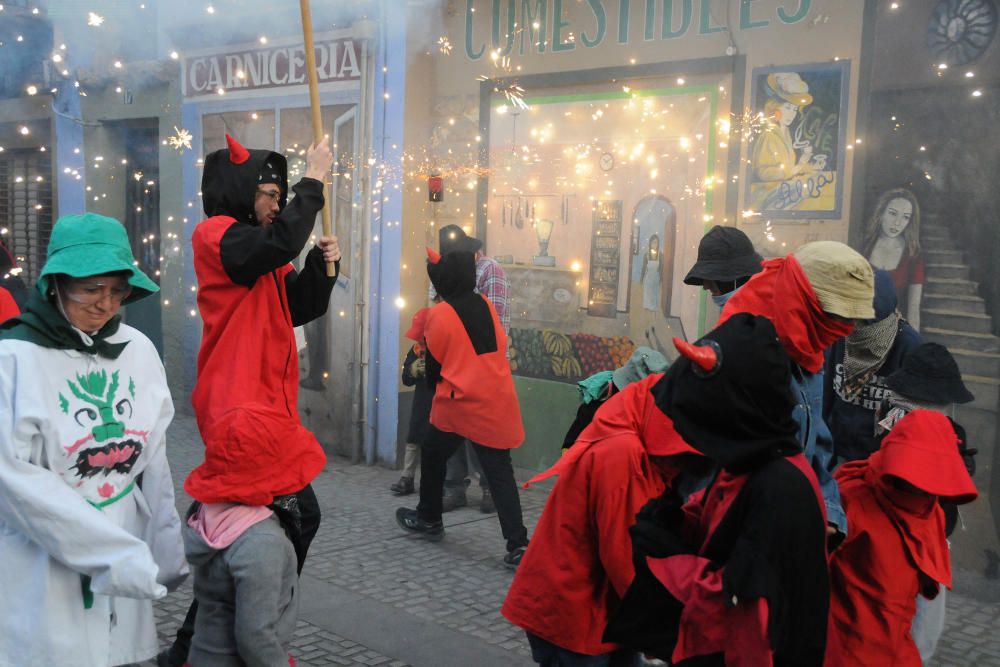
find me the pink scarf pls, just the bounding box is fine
[188,502,274,549]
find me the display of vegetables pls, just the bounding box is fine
[507,327,636,383]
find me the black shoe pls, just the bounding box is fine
[441,492,468,513]
[503,545,527,570]
[396,508,444,542]
[390,476,415,496]
[156,649,185,667]
[480,487,496,514]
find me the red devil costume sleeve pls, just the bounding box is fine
[192,134,338,439]
[827,410,977,667]
[423,247,523,449]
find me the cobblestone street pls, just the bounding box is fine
[154,411,1000,666]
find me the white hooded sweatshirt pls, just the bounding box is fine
[0,323,188,666]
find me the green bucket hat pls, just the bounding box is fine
[37,213,159,305]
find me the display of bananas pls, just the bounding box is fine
[542,330,573,356]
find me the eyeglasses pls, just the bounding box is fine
[62,280,133,306]
[256,188,281,203]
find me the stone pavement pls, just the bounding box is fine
[153,410,1000,666]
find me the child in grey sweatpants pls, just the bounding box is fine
[183,501,299,667]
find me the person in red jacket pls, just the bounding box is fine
[159,133,338,667]
[502,372,702,665]
[396,247,529,568]
[827,409,977,667]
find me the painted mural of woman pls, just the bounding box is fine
[640,234,662,312]
[749,72,833,212]
[863,188,924,330]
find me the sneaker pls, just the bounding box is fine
[503,546,527,570]
[441,491,468,513]
[479,487,496,514]
[395,508,444,542]
[390,476,415,496]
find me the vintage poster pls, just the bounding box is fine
[746,61,850,218]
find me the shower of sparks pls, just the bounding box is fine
[437,37,453,55]
[731,107,768,142]
[479,76,528,110]
[87,12,105,26]
[167,127,193,152]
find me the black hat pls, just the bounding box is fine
[886,342,974,405]
[652,313,799,471]
[683,225,763,286]
[439,224,482,255]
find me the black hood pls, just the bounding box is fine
[201,145,288,225]
[428,250,477,300]
[653,313,799,472]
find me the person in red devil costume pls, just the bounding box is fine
[395,247,530,568]
[826,409,977,667]
[158,134,338,667]
[502,372,705,665]
[604,314,830,666]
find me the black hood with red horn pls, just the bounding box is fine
[201,134,288,225]
[652,313,799,472]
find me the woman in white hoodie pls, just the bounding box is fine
[0,213,187,667]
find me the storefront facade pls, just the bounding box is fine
[396,0,1000,592]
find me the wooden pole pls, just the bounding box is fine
[299,0,336,277]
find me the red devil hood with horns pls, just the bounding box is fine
[191,134,335,486]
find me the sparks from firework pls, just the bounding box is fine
[437,36,453,55]
[167,127,193,152]
[87,12,104,27]
[479,76,528,110]
[731,106,768,142]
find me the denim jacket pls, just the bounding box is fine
[790,364,847,535]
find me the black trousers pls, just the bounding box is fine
[162,483,321,663]
[417,425,528,553]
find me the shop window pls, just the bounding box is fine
[0,148,53,286]
[478,70,734,384]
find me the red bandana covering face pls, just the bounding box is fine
[719,255,854,373]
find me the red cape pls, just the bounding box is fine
[719,255,853,373]
[424,296,523,448]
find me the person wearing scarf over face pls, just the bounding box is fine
[396,247,530,568]
[823,270,923,463]
[827,410,977,667]
[604,314,830,666]
[502,373,704,665]
[719,241,874,539]
[0,213,188,667]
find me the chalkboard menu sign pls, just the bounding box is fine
[587,200,623,318]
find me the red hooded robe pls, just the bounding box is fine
[502,374,696,655]
[827,410,978,667]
